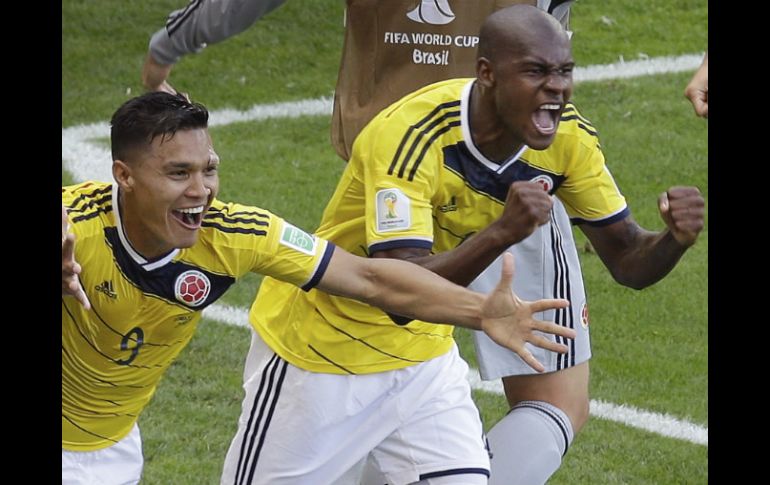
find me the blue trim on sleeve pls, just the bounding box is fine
[420,468,491,480]
[368,238,433,254]
[571,207,630,227]
[301,243,336,291]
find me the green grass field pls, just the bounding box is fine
[63,1,708,483]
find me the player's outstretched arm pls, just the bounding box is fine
[62,205,91,310]
[317,249,573,372]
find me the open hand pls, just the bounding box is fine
[480,253,573,372]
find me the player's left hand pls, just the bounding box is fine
[658,186,705,247]
[62,205,91,310]
[480,253,574,373]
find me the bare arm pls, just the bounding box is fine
[317,250,574,373]
[580,186,705,290]
[374,181,554,286]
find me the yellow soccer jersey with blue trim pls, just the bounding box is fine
[252,78,628,375]
[62,182,334,451]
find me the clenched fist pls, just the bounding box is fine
[659,186,705,247]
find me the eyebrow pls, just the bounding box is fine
[163,156,219,170]
[518,57,574,67]
[164,161,194,169]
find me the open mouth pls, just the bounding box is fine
[532,103,562,136]
[172,206,205,229]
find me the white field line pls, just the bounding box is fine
[64,53,707,446]
[572,53,703,82]
[62,53,704,183]
[203,303,707,447]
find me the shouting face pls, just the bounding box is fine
[476,22,574,152]
[115,128,220,258]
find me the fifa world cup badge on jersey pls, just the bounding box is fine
[280,222,318,255]
[376,188,411,232]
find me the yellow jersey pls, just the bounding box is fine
[252,78,627,375]
[62,182,334,450]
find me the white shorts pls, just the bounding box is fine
[62,424,143,485]
[221,331,490,485]
[469,200,592,380]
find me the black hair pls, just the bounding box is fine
[110,92,209,162]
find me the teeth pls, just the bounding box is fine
[177,206,204,214]
[540,104,560,110]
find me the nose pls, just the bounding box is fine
[545,71,571,94]
[185,173,210,200]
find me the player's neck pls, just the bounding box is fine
[469,83,525,163]
[117,191,174,261]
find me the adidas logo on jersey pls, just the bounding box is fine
[438,196,458,212]
[175,314,195,326]
[95,280,117,299]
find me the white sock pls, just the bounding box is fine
[487,400,574,485]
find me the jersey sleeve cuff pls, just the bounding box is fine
[368,238,433,254]
[301,242,336,291]
[571,206,630,227]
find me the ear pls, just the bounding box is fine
[476,57,495,89]
[112,160,134,192]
